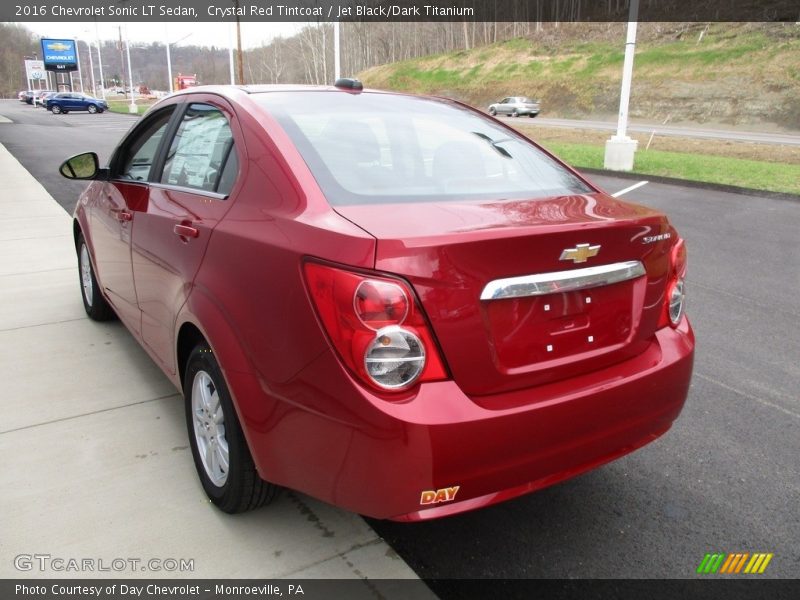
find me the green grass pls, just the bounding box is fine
[542,142,800,196]
[106,100,150,115]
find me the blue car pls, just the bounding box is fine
[47,93,108,115]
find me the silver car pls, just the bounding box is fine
[488,96,540,118]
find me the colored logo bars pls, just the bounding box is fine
[697,553,773,574]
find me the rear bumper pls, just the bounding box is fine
[235,318,694,521]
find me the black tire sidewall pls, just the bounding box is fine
[77,234,113,320]
[184,345,248,507]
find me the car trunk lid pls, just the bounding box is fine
[335,193,676,397]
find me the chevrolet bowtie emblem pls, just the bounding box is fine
[560,243,601,263]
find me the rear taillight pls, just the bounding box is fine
[303,261,448,393]
[659,238,687,329]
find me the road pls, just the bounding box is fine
[517,116,800,146]
[1,99,798,586]
[0,100,136,212]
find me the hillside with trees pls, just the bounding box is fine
[2,22,797,129]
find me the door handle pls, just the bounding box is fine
[174,224,199,239]
[115,209,132,222]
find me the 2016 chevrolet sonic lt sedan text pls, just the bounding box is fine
[59,81,694,521]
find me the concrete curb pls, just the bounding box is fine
[579,167,800,203]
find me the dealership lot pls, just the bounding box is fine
[0,99,798,582]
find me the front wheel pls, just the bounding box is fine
[87,104,98,114]
[185,345,278,513]
[511,109,519,117]
[51,105,62,114]
[489,107,497,116]
[77,233,115,321]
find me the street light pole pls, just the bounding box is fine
[604,0,639,171]
[124,24,136,113]
[95,21,106,100]
[83,40,96,96]
[166,29,192,94]
[166,24,173,92]
[75,42,85,93]
[334,21,341,80]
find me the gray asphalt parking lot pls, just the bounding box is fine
[0,99,798,586]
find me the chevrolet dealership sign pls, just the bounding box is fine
[41,38,78,72]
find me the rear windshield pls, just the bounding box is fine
[255,91,591,206]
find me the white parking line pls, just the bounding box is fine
[611,180,649,197]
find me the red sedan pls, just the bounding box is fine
[60,81,694,521]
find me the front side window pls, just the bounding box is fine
[116,108,174,182]
[161,103,237,194]
[256,92,591,206]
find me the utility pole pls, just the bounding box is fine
[604,0,639,171]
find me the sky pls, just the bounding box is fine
[23,21,304,50]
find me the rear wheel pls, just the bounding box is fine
[77,233,115,321]
[87,104,98,114]
[184,344,277,513]
[51,105,62,114]
[529,113,537,118]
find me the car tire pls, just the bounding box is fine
[87,104,98,114]
[77,233,115,321]
[51,105,62,114]
[184,344,278,513]
[489,108,496,116]
[511,109,519,117]
[529,113,538,118]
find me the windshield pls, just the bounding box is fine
[255,91,591,206]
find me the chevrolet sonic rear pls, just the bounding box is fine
[64,83,694,521]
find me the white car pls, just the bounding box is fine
[488,96,541,118]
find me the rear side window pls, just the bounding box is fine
[255,92,590,206]
[161,103,238,194]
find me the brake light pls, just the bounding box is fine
[659,238,687,329]
[354,280,409,329]
[303,262,448,393]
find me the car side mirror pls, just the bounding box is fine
[59,152,101,180]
